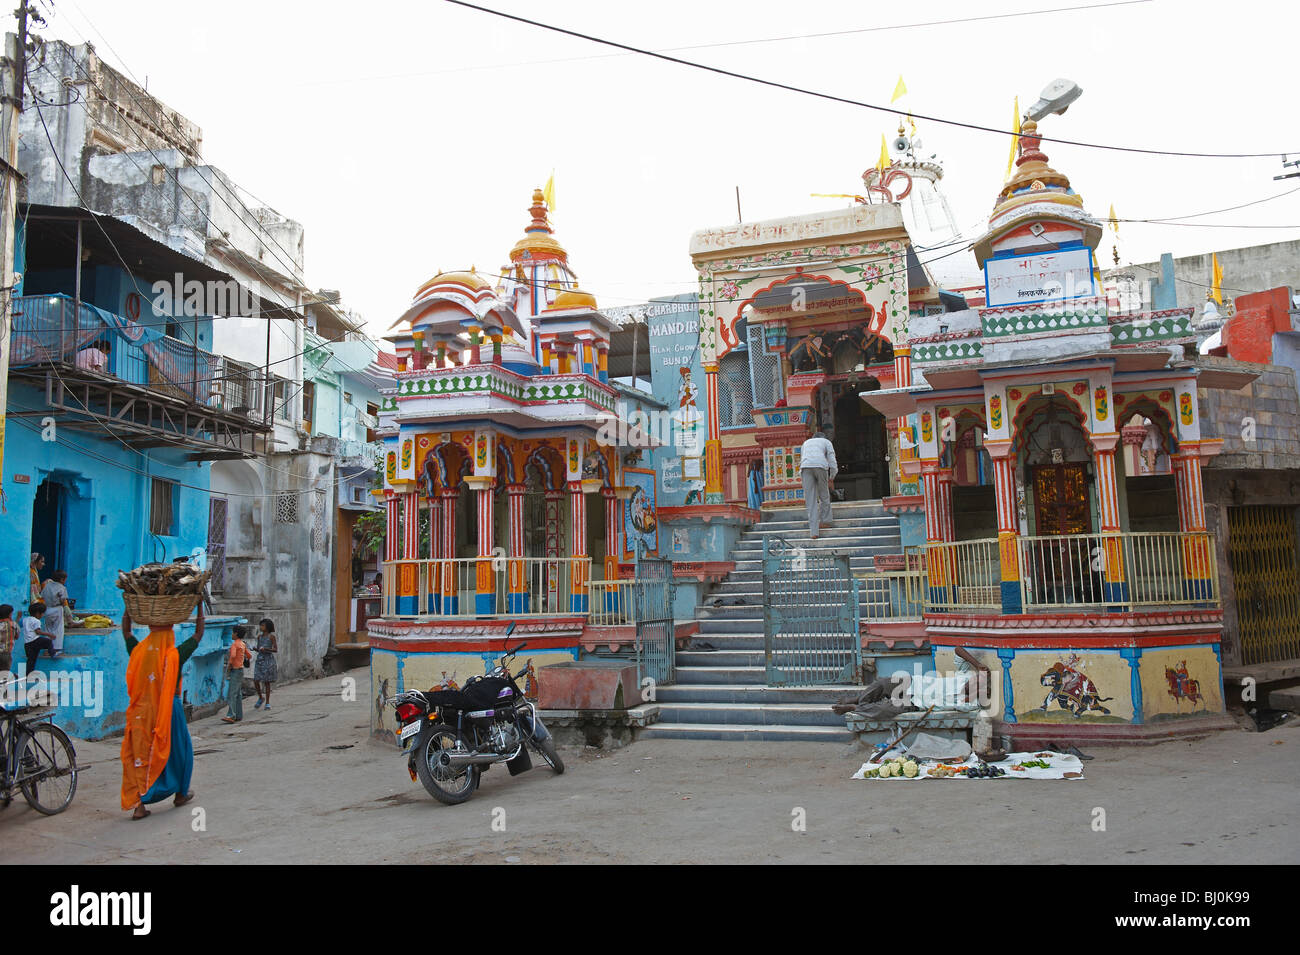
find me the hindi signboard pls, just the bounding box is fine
[984,247,1095,308]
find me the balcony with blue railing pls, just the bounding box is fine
[10,294,265,419]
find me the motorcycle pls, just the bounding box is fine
[387,637,564,805]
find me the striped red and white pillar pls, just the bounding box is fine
[506,484,527,613]
[475,484,495,616]
[1172,451,1212,599]
[440,488,458,614]
[568,480,588,612]
[397,490,419,615]
[602,487,618,616]
[703,362,723,503]
[383,491,399,613]
[988,443,1022,614]
[1091,434,1127,605]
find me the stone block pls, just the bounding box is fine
[536,660,640,710]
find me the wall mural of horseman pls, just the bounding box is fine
[1038,657,1114,717]
[1164,661,1203,709]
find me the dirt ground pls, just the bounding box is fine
[5,667,1296,864]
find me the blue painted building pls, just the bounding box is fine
[4,207,270,738]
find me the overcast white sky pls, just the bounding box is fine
[41,0,1299,337]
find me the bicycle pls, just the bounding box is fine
[0,677,79,815]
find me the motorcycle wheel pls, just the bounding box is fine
[414,724,479,805]
[532,735,565,775]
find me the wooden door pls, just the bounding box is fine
[1032,464,1090,535]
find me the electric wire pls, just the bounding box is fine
[445,0,1297,160]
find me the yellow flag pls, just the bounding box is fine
[1211,253,1223,305]
[543,171,556,213]
[891,75,907,103]
[878,134,890,174]
[1108,203,1119,235]
[1005,96,1020,180]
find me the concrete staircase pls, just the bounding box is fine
[639,500,902,742]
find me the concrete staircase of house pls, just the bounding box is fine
[639,500,902,742]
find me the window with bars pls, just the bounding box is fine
[718,350,754,429]
[149,478,177,536]
[746,323,784,408]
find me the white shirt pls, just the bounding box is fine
[799,435,838,478]
[21,616,42,643]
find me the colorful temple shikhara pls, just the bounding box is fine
[854,117,1256,744]
[369,191,634,726]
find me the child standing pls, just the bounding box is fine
[221,626,250,723]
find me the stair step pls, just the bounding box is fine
[656,683,854,704]
[637,721,853,743]
[677,649,855,667]
[655,701,846,727]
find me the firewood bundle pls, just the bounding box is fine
[117,562,211,625]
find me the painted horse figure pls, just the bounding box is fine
[1039,662,1114,716]
[1165,662,1202,709]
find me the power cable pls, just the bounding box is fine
[301,0,1155,85]
[445,0,1298,160]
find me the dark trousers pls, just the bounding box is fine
[24,638,54,677]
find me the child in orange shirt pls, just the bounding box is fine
[222,626,250,723]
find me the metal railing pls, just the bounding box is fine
[858,568,927,622]
[923,539,1002,612]
[588,579,637,626]
[1018,531,1218,610]
[380,557,590,618]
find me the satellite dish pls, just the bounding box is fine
[1026,78,1083,122]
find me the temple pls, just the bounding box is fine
[856,115,1257,744]
[369,191,642,729]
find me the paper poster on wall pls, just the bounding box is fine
[622,467,658,559]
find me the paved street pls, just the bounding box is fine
[6,668,1297,865]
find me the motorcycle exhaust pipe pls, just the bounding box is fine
[439,751,506,769]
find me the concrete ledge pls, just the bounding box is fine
[996,713,1238,748]
[540,704,660,749]
[1224,660,1300,686]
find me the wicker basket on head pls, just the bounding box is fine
[119,566,211,627]
[121,591,202,627]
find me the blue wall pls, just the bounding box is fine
[8,616,244,740]
[4,379,211,615]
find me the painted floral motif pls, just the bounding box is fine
[1008,388,1022,401]
[1094,386,1108,422]
[920,412,933,443]
[718,280,741,301]
[400,439,413,470]
[475,434,488,469]
[386,451,397,483]
[1159,390,1173,404]
[1179,392,1194,426]
[1072,381,1087,396]
[989,395,1003,430]
[862,264,882,284]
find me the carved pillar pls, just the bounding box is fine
[397,490,419,615]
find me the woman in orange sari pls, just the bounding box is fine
[120,606,204,820]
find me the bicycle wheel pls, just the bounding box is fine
[18,723,78,815]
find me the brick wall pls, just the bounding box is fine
[1201,362,1300,471]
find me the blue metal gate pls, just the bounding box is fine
[632,553,675,687]
[762,537,862,686]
